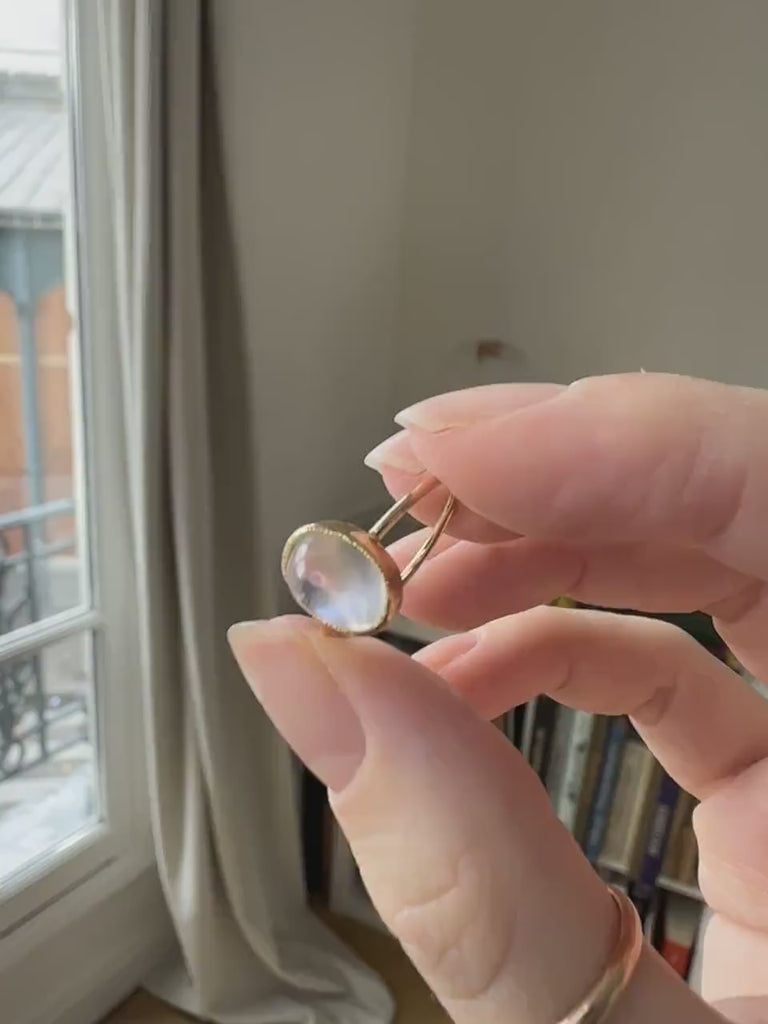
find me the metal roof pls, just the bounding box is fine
[0,102,64,228]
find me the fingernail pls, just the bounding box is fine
[228,619,365,792]
[364,432,426,474]
[415,631,478,675]
[393,400,460,432]
[395,382,565,432]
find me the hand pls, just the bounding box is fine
[229,373,768,1024]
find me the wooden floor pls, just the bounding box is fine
[103,912,448,1024]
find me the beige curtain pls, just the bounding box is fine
[96,2,393,1021]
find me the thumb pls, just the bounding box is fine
[229,616,716,1024]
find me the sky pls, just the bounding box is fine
[0,0,61,75]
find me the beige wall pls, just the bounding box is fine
[210,0,416,608]
[396,0,768,408]
[211,0,768,609]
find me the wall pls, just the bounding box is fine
[210,0,416,609]
[396,0,768,408]
[211,0,768,610]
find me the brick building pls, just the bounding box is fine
[0,69,72,554]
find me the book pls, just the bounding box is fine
[661,791,696,879]
[676,817,699,887]
[509,704,528,749]
[631,771,680,919]
[660,894,702,979]
[687,905,711,995]
[642,891,662,945]
[574,716,608,845]
[554,710,595,831]
[545,706,576,805]
[521,698,537,762]
[599,738,660,876]
[584,716,629,862]
[528,696,558,780]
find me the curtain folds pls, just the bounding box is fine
[96,2,393,1020]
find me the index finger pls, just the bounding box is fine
[392,373,768,580]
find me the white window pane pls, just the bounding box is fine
[0,0,87,636]
[0,630,98,888]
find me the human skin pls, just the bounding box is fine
[229,373,768,1024]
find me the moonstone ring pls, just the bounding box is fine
[281,477,456,636]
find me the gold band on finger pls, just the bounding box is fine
[281,476,455,636]
[558,887,643,1024]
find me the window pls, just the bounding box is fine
[0,1,96,893]
[0,0,149,939]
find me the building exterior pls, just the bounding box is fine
[0,69,71,537]
[0,63,82,788]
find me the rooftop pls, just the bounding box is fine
[0,89,65,228]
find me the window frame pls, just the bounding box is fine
[0,0,152,945]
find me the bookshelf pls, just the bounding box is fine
[315,607,755,987]
[657,877,703,902]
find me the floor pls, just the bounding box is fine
[102,911,448,1024]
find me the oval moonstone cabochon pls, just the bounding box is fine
[282,526,390,634]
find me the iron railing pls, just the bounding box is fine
[0,499,84,780]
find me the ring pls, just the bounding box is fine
[558,887,643,1024]
[281,476,456,636]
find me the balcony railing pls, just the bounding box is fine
[0,499,84,780]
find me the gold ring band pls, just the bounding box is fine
[281,477,455,636]
[369,476,456,583]
[558,887,643,1024]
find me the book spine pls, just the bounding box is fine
[631,772,680,917]
[555,710,595,831]
[584,717,628,862]
[599,739,645,870]
[660,939,694,978]
[600,740,658,875]
[661,894,701,980]
[676,821,699,887]
[505,704,527,750]
[529,696,558,780]
[642,894,661,944]
[574,716,608,846]
[622,753,662,877]
[686,906,711,995]
[545,706,575,804]
[521,698,538,762]
[661,791,695,879]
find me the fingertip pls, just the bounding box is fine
[413,631,478,675]
[364,431,426,474]
[227,614,317,656]
[226,615,367,792]
[394,382,566,432]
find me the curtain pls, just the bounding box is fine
[95,3,393,1021]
